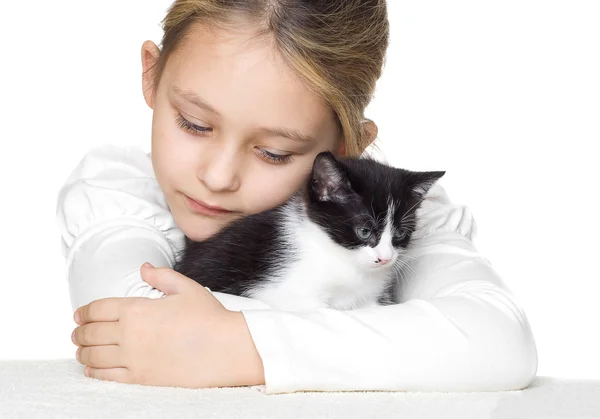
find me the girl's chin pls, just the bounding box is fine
[180,216,236,242]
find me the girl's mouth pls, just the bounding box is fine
[185,195,233,216]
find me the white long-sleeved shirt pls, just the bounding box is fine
[56,144,538,394]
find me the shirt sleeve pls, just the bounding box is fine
[240,182,539,394]
[56,144,271,313]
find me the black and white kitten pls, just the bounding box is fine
[173,152,444,311]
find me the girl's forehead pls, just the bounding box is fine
[167,24,317,102]
[162,24,338,142]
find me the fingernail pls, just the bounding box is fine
[74,311,81,324]
[71,329,76,344]
[84,367,90,377]
[76,347,81,361]
[143,262,153,269]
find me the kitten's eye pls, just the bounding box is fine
[395,230,407,240]
[356,227,372,239]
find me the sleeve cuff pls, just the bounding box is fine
[240,309,297,394]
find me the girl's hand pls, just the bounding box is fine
[71,263,265,388]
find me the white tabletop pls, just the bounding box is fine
[0,359,598,419]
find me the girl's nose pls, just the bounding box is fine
[198,147,241,192]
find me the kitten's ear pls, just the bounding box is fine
[310,152,355,203]
[408,170,446,200]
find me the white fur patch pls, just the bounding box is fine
[247,198,398,311]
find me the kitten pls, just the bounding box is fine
[173,152,444,311]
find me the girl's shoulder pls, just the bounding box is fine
[413,180,478,243]
[56,144,184,263]
[63,143,155,183]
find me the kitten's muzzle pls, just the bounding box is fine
[375,257,391,265]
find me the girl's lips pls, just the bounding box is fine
[185,195,233,216]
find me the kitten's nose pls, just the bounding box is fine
[376,258,391,265]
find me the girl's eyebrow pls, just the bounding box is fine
[257,127,316,143]
[172,85,221,117]
[171,85,316,143]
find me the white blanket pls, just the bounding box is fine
[1,359,598,419]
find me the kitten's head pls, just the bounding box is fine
[306,152,445,271]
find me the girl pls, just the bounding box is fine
[59,0,538,394]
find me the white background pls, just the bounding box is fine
[0,1,598,380]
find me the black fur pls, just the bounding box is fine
[174,152,445,304]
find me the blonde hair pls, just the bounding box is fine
[148,0,389,157]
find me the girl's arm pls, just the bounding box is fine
[240,184,538,394]
[59,145,537,393]
[56,144,271,312]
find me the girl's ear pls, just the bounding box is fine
[141,40,161,110]
[342,120,379,156]
[361,119,379,151]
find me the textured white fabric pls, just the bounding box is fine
[2,360,598,419]
[56,144,538,394]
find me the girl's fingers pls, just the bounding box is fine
[84,366,132,384]
[77,344,125,369]
[72,322,121,346]
[74,297,130,325]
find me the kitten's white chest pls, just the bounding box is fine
[249,218,391,311]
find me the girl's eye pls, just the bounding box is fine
[176,113,212,136]
[356,227,372,239]
[256,148,293,165]
[175,113,292,165]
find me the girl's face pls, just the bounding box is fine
[142,23,340,241]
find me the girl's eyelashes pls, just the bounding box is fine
[255,148,293,165]
[176,112,293,165]
[176,113,212,136]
